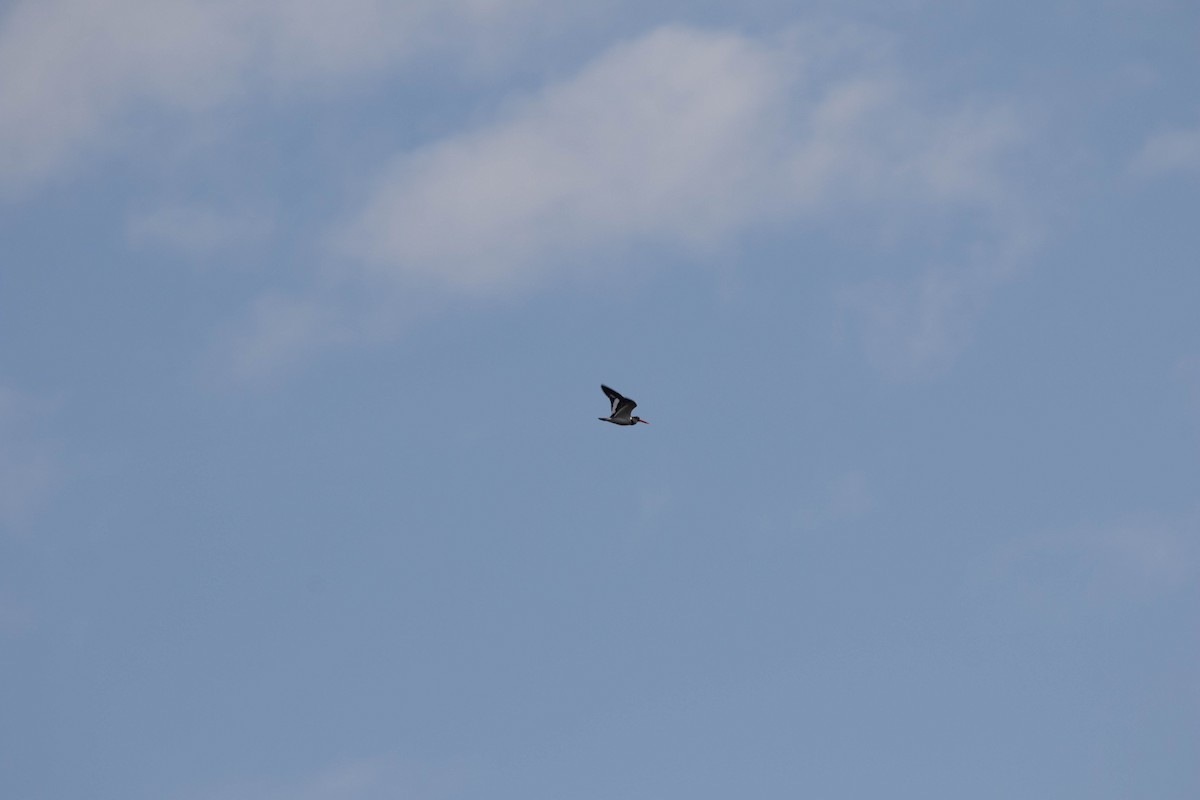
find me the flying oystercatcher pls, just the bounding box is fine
[599,385,649,426]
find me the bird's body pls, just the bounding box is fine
[599,385,649,426]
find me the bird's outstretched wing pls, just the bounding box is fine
[601,384,637,419]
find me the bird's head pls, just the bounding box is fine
[632,416,649,424]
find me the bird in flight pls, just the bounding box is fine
[599,385,649,426]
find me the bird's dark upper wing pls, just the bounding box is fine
[601,385,636,417]
[601,385,622,415]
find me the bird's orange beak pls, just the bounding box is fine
[639,418,650,424]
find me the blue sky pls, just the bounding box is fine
[2,1,1198,798]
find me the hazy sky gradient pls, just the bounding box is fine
[3,2,1198,798]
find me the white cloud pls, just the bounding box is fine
[306,23,1032,378]
[1131,124,1200,177]
[339,26,793,292]
[0,0,547,188]
[0,0,246,186]
[8,9,1029,379]
[340,25,1027,296]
